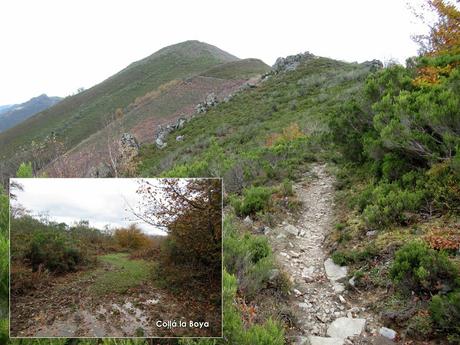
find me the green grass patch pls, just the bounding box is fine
[91,253,152,295]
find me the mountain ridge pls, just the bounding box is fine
[0,41,270,180]
[0,94,62,133]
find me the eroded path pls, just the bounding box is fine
[11,253,220,337]
[267,164,385,345]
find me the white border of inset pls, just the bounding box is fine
[8,177,224,339]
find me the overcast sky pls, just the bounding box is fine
[10,178,167,236]
[0,0,428,105]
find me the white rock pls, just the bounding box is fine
[338,295,346,304]
[324,258,348,282]
[327,317,366,339]
[348,276,356,287]
[332,282,345,293]
[284,224,300,236]
[243,216,253,226]
[293,288,302,296]
[144,299,159,305]
[298,302,309,309]
[379,327,397,340]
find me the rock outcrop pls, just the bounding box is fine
[362,59,383,71]
[195,93,218,113]
[154,117,188,149]
[272,52,315,73]
[118,133,140,174]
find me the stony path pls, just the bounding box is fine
[267,164,390,345]
[11,258,220,337]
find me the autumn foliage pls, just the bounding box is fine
[416,0,460,57]
[114,224,151,250]
[265,123,304,147]
[413,0,460,85]
[134,178,222,289]
[424,226,460,250]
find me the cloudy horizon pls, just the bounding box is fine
[10,178,168,236]
[0,0,430,105]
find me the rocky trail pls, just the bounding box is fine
[267,164,395,345]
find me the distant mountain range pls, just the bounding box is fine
[0,94,62,133]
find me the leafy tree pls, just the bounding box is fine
[133,178,222,288]
[114,224,150,250]
[16,162,33,178]
[414,0,460,57]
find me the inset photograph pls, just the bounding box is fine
[9,178,222,338]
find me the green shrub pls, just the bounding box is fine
[430,291,460,343]
[26,231,84,273]
[231,186,273,217]
[406,314,434,340]
[243,318,284,345]
[0,235,8,302]
[16,161,33,177]
[331,246,378,266]
[224,216,276,299]
[381,153,412,181]
[331,251,348,266]
[280,179,294,196]
[0,188,7,237]
[390,241,460,295]
[214,270,284,345]
[248,236,271,264]
[426,160,460,213]
[0,318,8,345]
[362,182,425,228]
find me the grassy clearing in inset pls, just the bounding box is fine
[91,253,152,295]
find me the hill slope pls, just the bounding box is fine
[43,57,270,177]
[0,40,242,175]
[0,94,61,133]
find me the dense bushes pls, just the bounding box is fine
[231,186,273,217]
[389,240,460,342]
[223,215,283,299]
[390,241,459,295]
[329,52,460,229]
[430,291,460,343]
[361,182,426,228]
[10,215,115,275]
[212,271,284,345]
[26,232,84,273]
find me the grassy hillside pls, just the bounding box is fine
[0,40,238,173]
[201,58,271,79]
[137,57,370,179]
[44,58,270,177]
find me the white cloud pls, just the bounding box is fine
[10,178,168,236]
[0,0,428,104]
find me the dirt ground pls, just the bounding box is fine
[10,253,221,337]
